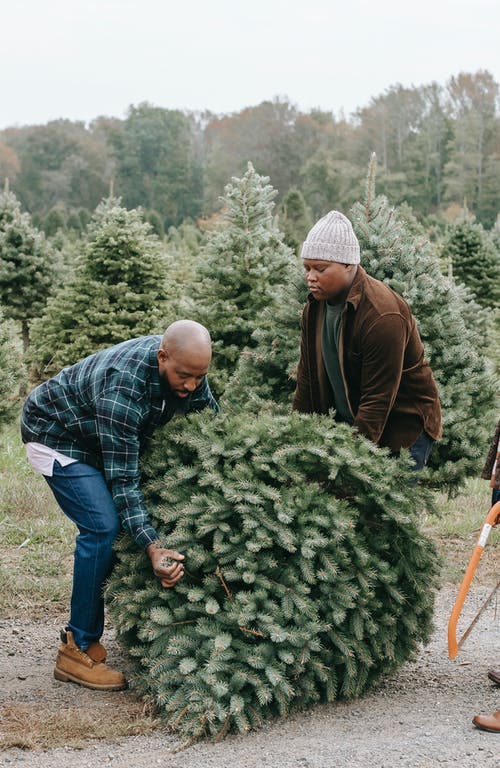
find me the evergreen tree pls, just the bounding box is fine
[223,276,307,411]
[277,187,313,255]
[146,209,165,239]
[442,217,500,309]
[166,219,206,257]
[66,209,84,234]
[0,308,24,425]
[159,222,207,328]
[42,206,67,237]
[108,408,439,745]
[28,199,168,378]
[300,148,364,220]
[187,163,295,397]
[78,207,91,230]
[0,184,58,352]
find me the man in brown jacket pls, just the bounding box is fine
[293,210,442,469]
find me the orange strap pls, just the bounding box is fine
[447,500,500,660]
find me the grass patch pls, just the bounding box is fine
[0,701,159,751]
[430,477,499,584]
[433,477,493,536]
[0,422,74,619]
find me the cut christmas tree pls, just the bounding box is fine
[108,408,439,745]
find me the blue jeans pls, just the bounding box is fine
[409,430,434,472]
[44,461,120,651]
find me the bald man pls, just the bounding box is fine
[21,322,218,690]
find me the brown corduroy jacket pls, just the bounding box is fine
[481,419,500,489]
[292,266,442,452]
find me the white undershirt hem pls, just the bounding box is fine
[25,442,78,477]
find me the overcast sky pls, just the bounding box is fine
[2,0,499,130]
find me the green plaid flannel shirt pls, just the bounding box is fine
[21,335,219,549]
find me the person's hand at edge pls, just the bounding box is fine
[146,544,185,588]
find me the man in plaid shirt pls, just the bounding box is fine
[21,320,218,690]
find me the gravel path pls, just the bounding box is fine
[0,587,498,768]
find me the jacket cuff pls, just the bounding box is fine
[133,525,159,551]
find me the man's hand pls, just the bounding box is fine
[146,544,185,588]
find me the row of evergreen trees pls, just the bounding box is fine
[0,173,498,380]
[0,159,498,481]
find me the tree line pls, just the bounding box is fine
[0,70,499,232]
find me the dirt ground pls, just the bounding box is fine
[0,584,499,768]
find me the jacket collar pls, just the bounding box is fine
[345,265,367,310]
[148,341,166,401]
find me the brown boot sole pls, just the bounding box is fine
[472,723,500,733]
[487,670,500,687]
[54,667,127,691]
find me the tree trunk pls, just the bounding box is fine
[21,319,30,354]
[19,320,30,397]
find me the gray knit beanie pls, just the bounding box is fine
[301,210,360,264]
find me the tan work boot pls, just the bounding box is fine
[487,668,500,686]
[472,710,500,733]
[60,628,107,663]
[54,630,126,690]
